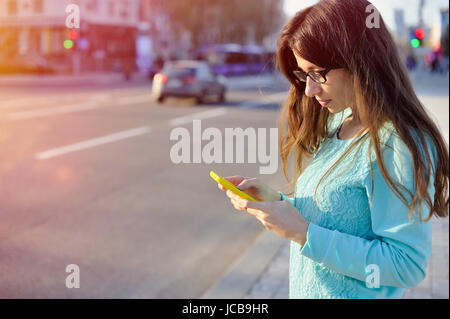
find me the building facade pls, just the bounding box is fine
[0,0,140,73]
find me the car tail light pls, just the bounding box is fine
[154,73,167,83]
[182,76,197,84]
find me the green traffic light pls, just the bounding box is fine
[64,39,74,50]
[410,38,421,48]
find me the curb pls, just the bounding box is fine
[200,230,286,299]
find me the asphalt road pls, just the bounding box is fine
[0,74,292,298]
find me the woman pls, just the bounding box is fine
[217,0,448,299]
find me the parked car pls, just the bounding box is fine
[152,60,227,104]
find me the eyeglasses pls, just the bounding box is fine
[293,68,332,84]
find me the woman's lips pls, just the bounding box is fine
[318,99,332,107]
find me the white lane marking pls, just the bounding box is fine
[5,102,99,120]
[238,100,273,108]
[91,93,110,102]
[0,97,43,109]
[169,108,227,126]
[116,94,153,105]
[3,93,154,119]
[35,126,151,160]
[0,93,102,110]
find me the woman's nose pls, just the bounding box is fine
[304,77,321,98]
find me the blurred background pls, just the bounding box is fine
[0,0,284,76]
[0,0,448,77]
[0,0,448,299]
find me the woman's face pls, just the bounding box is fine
[292,50,354,114]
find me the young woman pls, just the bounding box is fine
[217,0,448,299]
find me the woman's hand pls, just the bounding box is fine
[217,175,282,202]
[228,192,310,246]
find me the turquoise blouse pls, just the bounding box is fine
[280,107,438,299]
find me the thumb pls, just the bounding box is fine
[223,176,248,187]
[236,178,257,191]
[236,179,263,201]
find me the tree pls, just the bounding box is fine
[163,0,285,49]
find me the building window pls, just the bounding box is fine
[34,0,43,13]
[87,0,98,12]
[7,0,17,15]
[108,1,114,16]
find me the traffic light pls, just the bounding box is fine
[410,28,425,48]
[63,29,78,50]
[410,38,421,48]
[68,30,78,41]
[415,28,425,40]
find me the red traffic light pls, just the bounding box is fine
[68,30,78,41]
[415,28,425,40]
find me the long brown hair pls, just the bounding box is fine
[276,0,449,222]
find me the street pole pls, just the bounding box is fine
[418,0,426,28]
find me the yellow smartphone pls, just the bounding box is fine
[210,170,258,202]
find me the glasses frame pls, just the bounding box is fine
[293,68,332,84]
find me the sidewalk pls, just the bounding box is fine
[202,213,449,299]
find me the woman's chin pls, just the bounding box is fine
[326,105,347,114]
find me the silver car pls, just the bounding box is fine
[152,60,227,104]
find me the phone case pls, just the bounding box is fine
[210,171,258,202]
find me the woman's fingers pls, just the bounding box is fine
[226,189,234,198]
[218,184,250,204]
[230,198,246,211]
[216,175,259,210]
[226,189,247,201]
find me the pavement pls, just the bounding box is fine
[202,71,450,300]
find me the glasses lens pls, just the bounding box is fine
[294,70,307,82]
[310,72,326,83]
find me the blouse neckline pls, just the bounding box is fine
[334,118,369,142]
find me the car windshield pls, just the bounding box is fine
[163,66,196,77]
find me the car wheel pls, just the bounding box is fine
[196,91,207,105]
[218,90,226,103]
